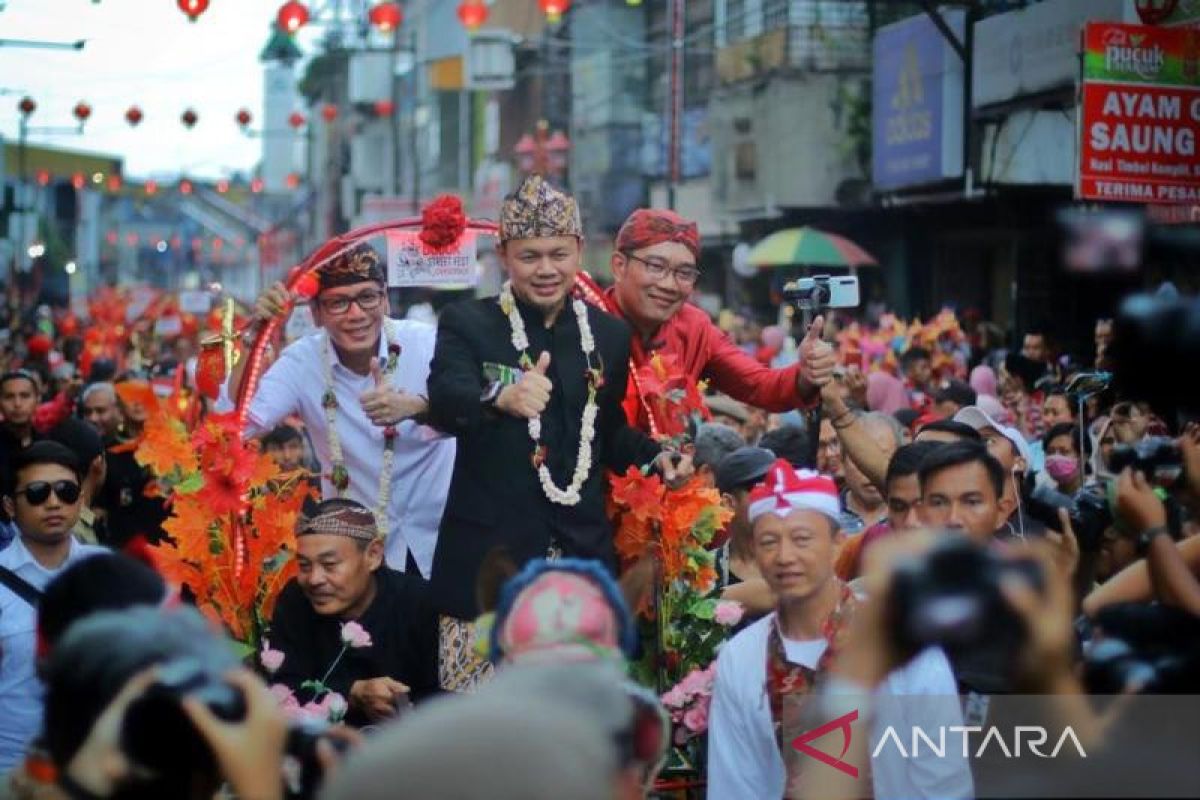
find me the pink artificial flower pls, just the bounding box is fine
[259,639,285,674]
[682,701,709,734]
[677,667,712,698]
[340,621,373,649]
[710,604,739,628]
[269,683,300,711]
[713,600,745,627]
[321,691,348,722]
[661,685,688,709]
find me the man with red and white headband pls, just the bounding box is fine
[603,209,837,432]
[706,459,969,800]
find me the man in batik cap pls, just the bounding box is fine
[237,242,456,578]
[605,209,837,432]
[426,175,692,690]
[268,498,439,726]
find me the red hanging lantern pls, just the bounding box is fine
[457,1,489,30]
[216,179,230,194]
[367,2,403,32]
[177,0,210,22]
[71,172,86,190]
[179,179,194,195]
[235,108,252,128]
[276,1,310,34]
[250,177,265,193]
[538,0,570,22]
[18,96,36,117]
[288,111,306,129]
[286,173,301,189]
[181,108,199,129]
[73,101,92,123]
[106,174,122,192]
[145,180,158,195]
[373,99,395,118]
[125,105,144,126]
[35,169,51,186]
[320,103,338,123]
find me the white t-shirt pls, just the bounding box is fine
[707,611,973,800]
[246,319,455,577]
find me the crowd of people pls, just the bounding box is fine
[1,174,1198,799]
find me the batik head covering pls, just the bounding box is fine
[489,558,635,665]
[318,242,386,292]
[747,459,841,526]
[615,208,701,260]
[296,498,379,542]
[499,175,582,242]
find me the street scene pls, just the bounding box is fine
[1,0,1199,798]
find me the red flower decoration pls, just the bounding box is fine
[419,194,467,253]
[294,272,319,299]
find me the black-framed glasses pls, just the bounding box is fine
[622,252,701,287]
[15,480,81,506]
[319,289,386,316]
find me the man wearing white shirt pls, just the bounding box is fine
[238,244,455,577]
[706,459,971,800]
[0,442,105,773]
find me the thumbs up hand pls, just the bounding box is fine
[496,352,554,419]
[360,357,427,426]
[798,315,836,397]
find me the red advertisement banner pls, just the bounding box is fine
[1079,77,1200,204]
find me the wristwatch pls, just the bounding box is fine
[1136,524,1170,557]
[480,380,504,407]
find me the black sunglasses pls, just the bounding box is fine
[15,480,82,506]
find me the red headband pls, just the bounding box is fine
[616,209,701,260]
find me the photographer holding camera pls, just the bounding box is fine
[39,606,300,800]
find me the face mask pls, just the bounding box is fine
[1045,454,1080,482]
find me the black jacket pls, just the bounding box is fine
[426,295,661,619]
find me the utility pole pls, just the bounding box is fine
[666,0,685,210]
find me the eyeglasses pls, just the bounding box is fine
[319,289,386,316]
[15,480,81,506]
[622,253,701,287]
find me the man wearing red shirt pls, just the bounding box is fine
[602,209,835,433]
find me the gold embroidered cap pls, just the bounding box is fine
[499,175,583,242]
[318,242,386,292]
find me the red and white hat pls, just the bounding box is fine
[747,459,841,525]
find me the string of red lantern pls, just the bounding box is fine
[539,0,571,23]
[366,2,402,33]
[457,1,488,30]
[177,0,210,23]
[276,0,309,33]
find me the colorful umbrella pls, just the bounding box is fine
[747,226,877,268]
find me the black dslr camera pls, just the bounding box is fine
[44,607,341,800]
[1109,435,1183,483]
[1024,481,1113,553]
[887,537,1044,683]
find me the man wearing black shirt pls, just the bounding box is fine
[269,499,438,726]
